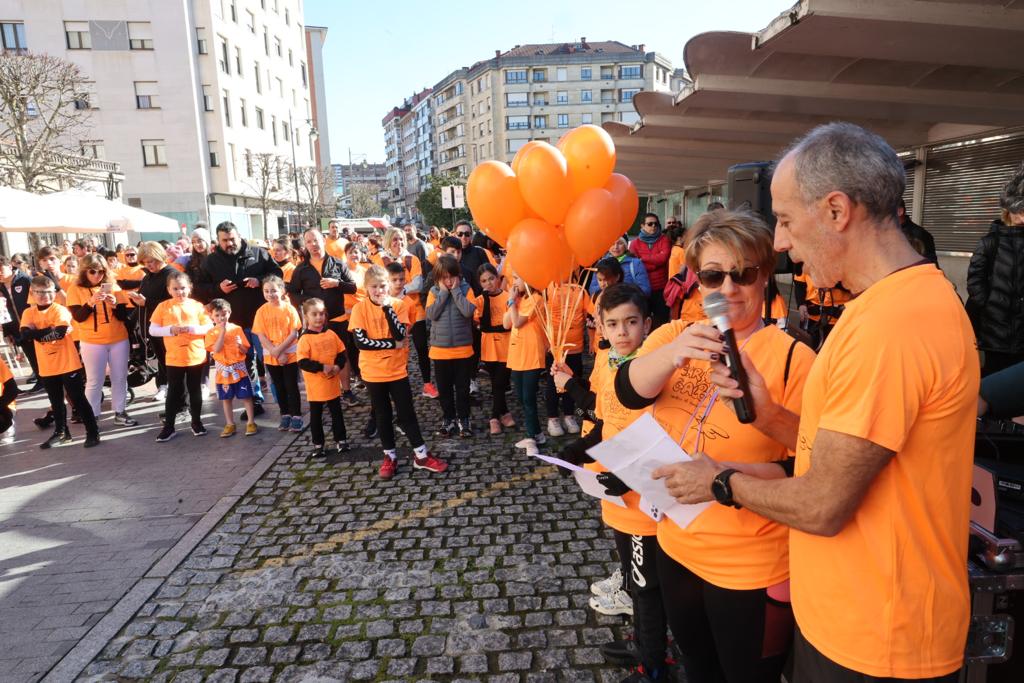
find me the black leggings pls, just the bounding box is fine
[657,549,793,683]
[365,377,423,451]
[165,364,204,428]
[150,335,167,388]
[544,351,583,418]
[266,363,301,417]
[411,320,430,383]
[793,627,958,683]
[483,360,510,419]
[434,356,473,421]
[614,531,667,673]
[309,397,346,447]
[43,370,97,436]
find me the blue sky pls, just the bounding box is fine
[305,0,791,164]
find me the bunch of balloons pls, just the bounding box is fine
[466,124,638,290]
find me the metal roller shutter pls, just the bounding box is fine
[899,151,915,210]
[922,133,1024,254]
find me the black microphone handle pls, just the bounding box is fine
[721,327,757,424]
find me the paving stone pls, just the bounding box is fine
[197,648,231,667]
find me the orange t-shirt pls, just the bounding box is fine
[280,261,296,284]
[794,271,852,321]
[790,265,978,679]
[546,284,586,359]
[381,252,423,292]
[150,298,210,367]
[507,293,547,371]
[325,237,348,260]
[426,289,476,360]
[348,297,411,383]
[118,264,145,282]
[251,302,301,366]
[473,290,510,363]
[21,304,82,377]
[344,263,367,315]
[668,245,686,278]
[65,283,131,345]
[204,322,250,385]
[0,356,13,404]
[641,320,814,589]
[296,328,346,402]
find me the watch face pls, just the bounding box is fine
[711,476,728,503]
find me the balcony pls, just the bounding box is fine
[507,122,530,130]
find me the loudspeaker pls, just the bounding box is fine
[727,161,792,275]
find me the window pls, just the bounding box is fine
[228,143,236,178]
[285,8,290,25]
[73,82,95,110]
[128,22,153,50]
[600,66,614,79]
[557,67,567,82]
[142,139,167,167]
[533,93,548,106]
[202,85,213,111]
[581,113,593,124]
[533,115,547,129]
[300,62,307,88]
[556,91,568,104]
[246,10,255,32]
[223,91,231,126]
[620,88,640,102]
[282,121,289,141]
[505,93,528,108]
[581,89,592,103]
[255,107,264,129]
[209,141,219,167]
[219,37,230,74]
[64,22,91,50]
[196,27,208,54]
[581,66,592,80]
[455,82,464,95]
[274,37,282,57]
[254,62,262,92]
[620,111,640,125]
[134,81,159,109]
[245,150,253,176]
[271,115,278,144]
[80,140,104,159]
[1,22,28,54]
[557,114,569,128]
[620,65,642,79]
[601,112,614,123]
[239,98,248,126]
[229,0,237,22]
[276,77,283,96]
[533,69,546,82]
[288,48,293,66]
[600,89,614,103]
[505,70,527,84]
[235,47,243,76]
[507,138,527,153]
[263,26,269,55]
[506,115,529,130]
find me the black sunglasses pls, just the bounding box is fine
[696,266,760,288]
[86,268,104,275]
[456,232,472,237]
[643,221,658,226]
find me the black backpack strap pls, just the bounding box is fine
[783,338,798,388]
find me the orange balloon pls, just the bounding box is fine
[564,188,621,266]
[604,173,639,230]
[511,141,545,175]
[466,161,526,245]
[506,218,575,290]
[559,125,616,198]
[515,142,573,226]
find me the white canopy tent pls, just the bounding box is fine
[0,187,178,234]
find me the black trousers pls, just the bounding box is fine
[793,627,959,683]
[411,320,430,383]
[614,531,667,673]
[483,360,510,418]
[982,350,1024,378]
[165,364,204,428]
[471,326,482,370]
[434,356,473,421]
[657,549,793,683]
[42,370,97,436]
[309,396,346,447]
[365,377,424,451]
[150,335,167,388]
[266,362,301,417]
[544,351,583,418]
[649,289,670,329]
[18,335,40,378]
[337,320,361,381]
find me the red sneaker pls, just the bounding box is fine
[413,452,448,473]
[421,382,439,399]
[378,456,397,480]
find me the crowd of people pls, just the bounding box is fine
[1,121,1022,683]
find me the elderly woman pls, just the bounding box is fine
[589,236,651,297]
[126,242,178,402]
[65,254,137,426]
[613,209,815,683]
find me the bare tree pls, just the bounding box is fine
[296,165,335,227]
[349,183,382,217]
[243,152,286,238]
[0,53,94,192]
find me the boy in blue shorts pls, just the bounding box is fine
[204,298,258,437]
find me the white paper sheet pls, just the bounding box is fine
[587,413,711,529]
[529,452,585,472]
[572,468,627,507]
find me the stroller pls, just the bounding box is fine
[124,306,158,404]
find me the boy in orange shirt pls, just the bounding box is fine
[296,297,349,458]
[384,258,433,399]
[252,275,303,432]
[21,276,100,449]
[205,298,257,438]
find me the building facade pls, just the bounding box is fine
[381,87,431,220]
[331,161,387,215]
[305,24,333,209]
[0,0,324,239]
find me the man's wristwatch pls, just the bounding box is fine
[711,468,742,509]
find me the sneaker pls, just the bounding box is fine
[589,590,633,616]
[336,439,350,452]
[245,422,258,436]
[71,410,82,424]
[563,415,581,434]
[421,382,439,399]
[39,430,72,450]
[342,390,361,407]
[311,444,326,458]
[489,418,502,435]
[159,410,188,424]
[363,419,378,440]
[535,432,548,447]
[83,433,101,448]
[500,413,516,428]
[514,437,539,456]
[201,384,210,400]
[290,416,304,432]
[458,418,473,438]
[379,456,397,480]
[153,386,167,402]
[113,412,138,427]
[600,639,641,667]
[191,422,207,437]
[413,452,449,473]
[394,421,406,437]
[155,425,176,442]
[220,424,237,438]
[469,379,479,395]
[253,402,266,417]
[33,414,54,430]
[436,419,457,437]
[278,415,291,431]
[547,417,565,437]
[351,376,363,390]
[591,568,624,597]
[0,426,14,445]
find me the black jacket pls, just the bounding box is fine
[287,254,357,321]
[459,245,492,295]
[966,220,1024,354]
[0,271,32,339]
[138,266,176,322]
[200,240,282,328]
[901,219,938,265]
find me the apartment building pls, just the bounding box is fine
[382,87,431,219]
[0,0,327,238]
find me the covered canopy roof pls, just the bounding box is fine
[606,0,1024,194]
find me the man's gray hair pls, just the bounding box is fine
[782,122,905,223]
[1000,162,1024,214]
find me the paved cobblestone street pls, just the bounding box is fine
[81,375,638,682]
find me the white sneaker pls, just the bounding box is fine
[514,437,539,455]
[563,415,581,434]
[589,589,633,616]
[535,432,548,447]
[547,417,565,437]
[201,384,210,400]
[0,425,14,445]
[469,379,479,395]
[153,386,167,402]
[591,568,624,597]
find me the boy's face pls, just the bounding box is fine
[32,285,56,306]
[596,272,620,291]
[600,302,650,356]
[439,273,460,290]
[388,272,406,296]
[443,247,461,258]
[305,304,326,329]
[210,308,230,326]
[366,278,388,305]
[106,256,119,270]
[263,283,283,305]
[167,279,190,301]
[40,255,60,273]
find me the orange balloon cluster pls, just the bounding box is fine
[466,124,638,290]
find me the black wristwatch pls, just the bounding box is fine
[711,468,742,509]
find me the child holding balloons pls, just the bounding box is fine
[503,271,548,455]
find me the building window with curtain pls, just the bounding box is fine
[142,139,167,167]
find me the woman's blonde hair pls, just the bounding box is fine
[137,241,167,265]
[363,264,387,288]
[684,209,777,275]
[382,227,405,253]
[76,254,113,287]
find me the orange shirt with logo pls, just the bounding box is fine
[204,322,250,385]
[297,328,346,402]
[507,293,547,372]
[22,304,82,377]
[251,302,301,366]
[348,297,411,383]
[65,283,131,345]
[473,290,510,363]
[150,298,210,367]
[790,265,978,679]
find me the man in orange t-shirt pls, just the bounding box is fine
[666,124,976,682]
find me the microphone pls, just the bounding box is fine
[702,291,756,424]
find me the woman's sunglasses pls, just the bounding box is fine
[696,266,760,288]
[86,268,104,275]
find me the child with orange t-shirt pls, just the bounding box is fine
[149,271,212,442]
[543,281,587,438]
[424,255,478,438]
[204,298,257,438]
[349,265,447,479]
[252,275,303,432]
[343,241,368,383]
[503,272,549,455]
[472,263,514,435]
[296,297,349,458]
[384,257,433,399]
